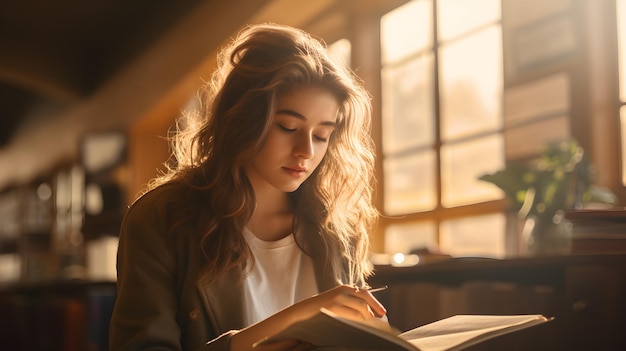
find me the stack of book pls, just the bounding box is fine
[565,208,626,254]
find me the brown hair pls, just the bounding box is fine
[151,23,377,286]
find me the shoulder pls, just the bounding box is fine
[121,181,196,233]
[118,181,204,257]
[128,182,190,215]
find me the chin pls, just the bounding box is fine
[283,185,302,193]
[279,181,305,193]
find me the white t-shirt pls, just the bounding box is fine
[242,228,318,326]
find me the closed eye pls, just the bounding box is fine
[279,125,329,142]
[314,134,329,142]
[278,124,296,133]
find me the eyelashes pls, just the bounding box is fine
[277,124,331,142]
[278,124,296,133]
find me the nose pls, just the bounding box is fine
[293,133,314,159]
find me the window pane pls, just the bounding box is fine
[382,54,435,154]
[327,38,351,68]
[622,107,626,186]
[504,73,569,127]
[504,115,570,160]
[381,0,433,64]
[384,150,436,215]
[440,25,503,140]
[440,213,506,258]
[441,135,504,207]
[384,221,437,254]
[618,0,626,186]
[618,0,626,101]
[437,0,501,42]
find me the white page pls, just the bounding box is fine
[400,315,549,351]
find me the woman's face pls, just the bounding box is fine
[246,85,339,193]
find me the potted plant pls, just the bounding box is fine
[479,139,617,255]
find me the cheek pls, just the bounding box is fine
[313,144,330,164]
[259,130,285,154]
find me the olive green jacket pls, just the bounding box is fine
[108,184,342,351]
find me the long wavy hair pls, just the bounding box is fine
[150,23,377,286]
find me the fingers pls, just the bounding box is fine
[324,285,387,320]
[355,288,387,318]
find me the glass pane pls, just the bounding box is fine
[327,38,351,68]
[618,1,626,186]
[618,0,626,101]
[441,135,504,207]
[622,107,626,186]
[381,0,433,64]
[384,221,437,254]
[382,55,435,154]
[384,150,436,215]
[437,0,501,42]
[440,25,503,140]
[439,213,505,258]
[504,115,570,160]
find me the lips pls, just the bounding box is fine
[283,166,307,177]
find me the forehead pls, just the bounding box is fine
[276,85,339,108]
[277,84,338,100]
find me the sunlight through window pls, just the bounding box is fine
[380,0,504,257]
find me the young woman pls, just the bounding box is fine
[108,23,386,351]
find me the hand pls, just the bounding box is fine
[230,285,387,351]
[287,285,387,323]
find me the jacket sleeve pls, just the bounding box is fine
[108,196,185,350]
[108,191,241,351]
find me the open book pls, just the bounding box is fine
[254,308,551,351]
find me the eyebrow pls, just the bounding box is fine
[276,109,337,127]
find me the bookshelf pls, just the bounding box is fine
[0,280,116,351]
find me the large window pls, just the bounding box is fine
[380,0,505,257]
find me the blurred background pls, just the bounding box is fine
[1,0,626,349]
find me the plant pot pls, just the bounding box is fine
[521,214,573,256]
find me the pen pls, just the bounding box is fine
[364,285,388,293]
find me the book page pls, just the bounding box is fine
[256,310,549,351]
[400,315,549,351]
[255,308,415,350]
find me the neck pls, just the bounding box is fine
[248,180,294,242]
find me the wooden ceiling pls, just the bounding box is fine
[0,0,352,188]
[0,0,207,147]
